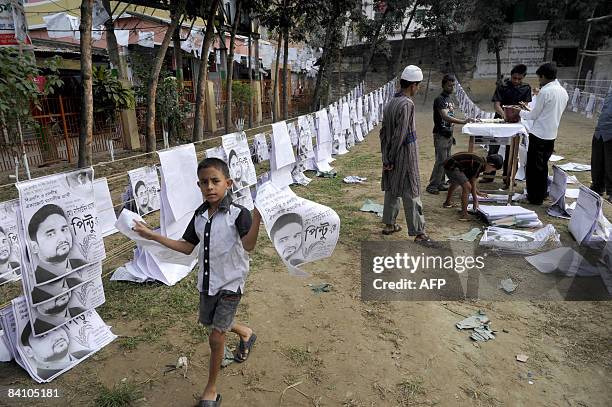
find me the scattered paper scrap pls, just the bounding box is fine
[360,199,384,217]
[516,354,529,363]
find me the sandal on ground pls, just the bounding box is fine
[442,202,457,208]
[234,333,257,363]
[414,234,431,242]
[382,224,402,235]
[197,394,222,407]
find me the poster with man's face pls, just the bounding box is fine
[12,296,116,383]
[0,200,22,286]
[222,131,257,193]
[16,168,105,288]
[255,182,340,273]
[127,166,161,216]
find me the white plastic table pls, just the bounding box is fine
[461,122,529,205]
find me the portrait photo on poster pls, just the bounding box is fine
[27,262,103,306]
[222,131,257,192]
[13,296,116,383]
[17,168,105,288]
[128,166,161,216]
[0,200,22,286]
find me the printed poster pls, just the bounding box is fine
[0,200,22,285]
[222,131,257,192]
[127,166,161,216]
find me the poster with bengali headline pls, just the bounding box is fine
[255,182,340,274]
[222,131,257,192]
[16,168,105,288]
[0,200,22,285]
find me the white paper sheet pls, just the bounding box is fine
[93,178,118,237]
[271,121,296,169]
[557,163,591,172]
[252,133,270,163]
[568,186,603,244]
[157,144,202,223]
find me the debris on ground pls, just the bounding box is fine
[360,199,384,217]
[499,278,518,293]
[516,354,529,363]
[456,310,495,342]
[307,283,333,294]
[316,170,337,178]
[221,346,235,368]
[343,176,367,184]
[448,228,482,241]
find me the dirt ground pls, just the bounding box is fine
[1,79,611,407]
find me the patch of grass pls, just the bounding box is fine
[397,376,425,403]
[141,323,166,343]
[94,382,142,407]
[188,324,209,343]
[283,345,312,366]
[117,336,140,351]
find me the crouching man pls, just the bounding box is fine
[443,153,503,220]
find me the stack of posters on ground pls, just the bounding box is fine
[9,168,113,381]
[127,166,161,216]
[0,200,22,285]
[0,296,116,383]
[222,132,256,210]
[472,204,542,228]
[255,182,340,276]
[479,224,560,254]
[113,144,201,285]
[568,186,611,246]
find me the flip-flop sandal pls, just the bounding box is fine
[382,224,402,235]
[443,202,457,208]
[234,333,257,363]
[458,218,471,222]
[414,234,431,242]
[197,394,222,407]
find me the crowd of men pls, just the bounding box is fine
[380,61,611,239]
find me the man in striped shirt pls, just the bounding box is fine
[443,153,503,220]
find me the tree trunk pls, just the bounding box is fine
[145,6,182,152]
[495,43,502,84]
[271,30,283,121]
[78,0,94,168]
[193,0,221,141]
[281,23,289,120]
[101,0,123,77]
[361,8,390,80]
[311,17,335,111]
[224,0,242,131]
[394,1,419,77]
[248,33,253,128]
[174,27,184,90]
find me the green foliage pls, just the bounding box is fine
[92,66,135,113]
[0,48,62,136]
[231,80,253,118]
[156,76,191,138]
[94,382,142,407]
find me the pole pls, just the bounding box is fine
[576,9,596,88]
[248,33,253,128]
[58,95,72,163]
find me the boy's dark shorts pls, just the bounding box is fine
[199,290,241,332]
[445,167,468,186]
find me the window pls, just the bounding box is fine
[552,48,578,67]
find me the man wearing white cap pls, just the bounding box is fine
[380,65,430,242]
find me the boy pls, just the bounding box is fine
[442,153,503,220]
[133,157,262,407]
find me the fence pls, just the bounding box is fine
[0,96,123,173]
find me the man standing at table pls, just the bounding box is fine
[426,75,474,195]
[518,63,568,205]
[481,64,532,184]
[380,65,430,242]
